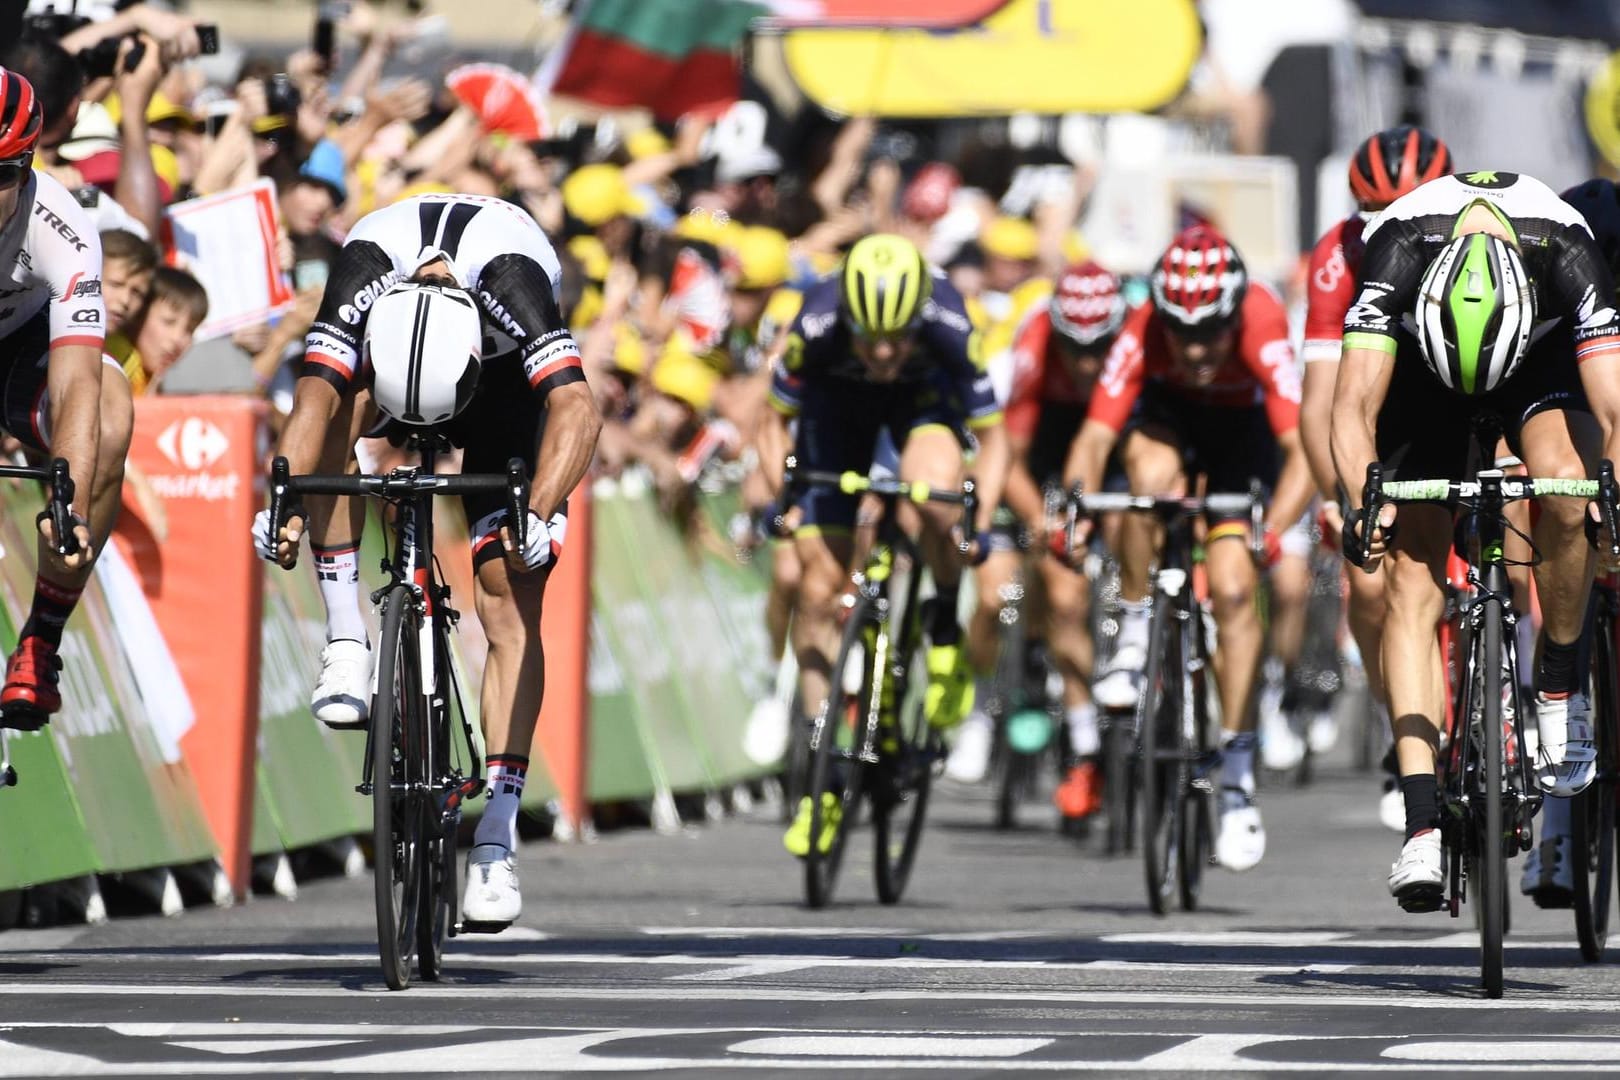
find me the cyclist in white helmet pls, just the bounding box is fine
[255,191,602,932]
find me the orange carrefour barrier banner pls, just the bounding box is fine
[113,395,265,898]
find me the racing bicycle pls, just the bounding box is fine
[268,437,529,990]
[782,457,976,909]
[1355,456,1606,998]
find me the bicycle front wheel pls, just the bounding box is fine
[372,585,425,991]
[1575,611,1618,961]
[1478,592,1506,998]
[874,633,936,905]
[416,625,456,982]
[1139,596,1181,915]
[804,598,876,908]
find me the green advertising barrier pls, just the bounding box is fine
[586,473,775,802]
[0,481,216,892]
[255,561,370,850]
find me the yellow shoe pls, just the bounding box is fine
[924,644,975,730]
[783,793,842,858]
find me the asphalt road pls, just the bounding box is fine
[4,734,1620,1077]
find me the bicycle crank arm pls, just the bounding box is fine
[456,919,514,935]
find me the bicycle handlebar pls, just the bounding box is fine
[269,455,530,557]
[0,458,81,558]
[1060,482,1266,562]
[778,455,979,558]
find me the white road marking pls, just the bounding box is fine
[729,1036,1053,1057]
[1386,1040,1620,1062]
[1098,930,1555,950]
[0,982,1611,1011]
[167,1040,361,1055]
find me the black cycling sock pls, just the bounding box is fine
[1538,636,1579,697]
[930,583,961,647]
[1401,774,1441,840]
[20,579,83,650]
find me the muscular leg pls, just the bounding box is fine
[1040,556,1095,707]
[898,425,966,606]
[766,539,801,661]
[793,531,854,719]
[1519,409,1599,652]
[1205,533,1263,740]
[305,385,373,554]
[967,550,1021,675]
[1346,563,1388,701]
[473,556,549,759]
[1268,551,1310,672]
[1117,428,1185,601]
[1382,505,1452,780]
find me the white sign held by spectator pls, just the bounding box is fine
[164,179,295,342]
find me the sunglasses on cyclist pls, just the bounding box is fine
[1166,319,1235,346]
[846,317,920,348]
[0,154,32,191]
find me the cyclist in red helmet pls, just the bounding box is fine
[945,260,1131,825]
[1300,124,1452,831]
[0,67,134,730]
[1065,225,1315,872]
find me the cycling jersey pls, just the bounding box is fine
[768,274,999,428]
[1344,172,1620,365]
[0,170,106,352]
[303,192,582,400]
[1088,284,1300,437]
[1300,214,1367,364]
[1003,306,1096,441]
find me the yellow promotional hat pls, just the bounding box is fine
[651,347,720,412]
[981,215,1039,261]
[626,127,672,160]
[562,163,648,227]
[568,235,611,283]
[733,226,791,290]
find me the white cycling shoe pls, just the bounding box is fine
[1216,791,1266,872]
[311,639,371,729]
[1259,704,1305,772]
[462,843,522,928]
[944,711,993,784]
[1534,692,1596,797]
[1306,711,1339,756]
[1378,780,1406,834]
[1389,830,1445,911]
[1092,642,1146,710]
[1521,833,1575,909]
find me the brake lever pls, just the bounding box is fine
[1599,459,1620,561]
[48,458,79,558]
[505,457,528,555]
[1357,462,1383,566]
[958,476,978,559]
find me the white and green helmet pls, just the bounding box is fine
[1413,232,1535,395]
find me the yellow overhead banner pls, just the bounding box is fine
[781,0,1202,117]
[1586,50,1620,172]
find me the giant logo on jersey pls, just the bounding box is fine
[337,273,403,325]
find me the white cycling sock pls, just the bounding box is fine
[1116,600,1150,653]
[1068,703,1100,757]
[474,754,529,850]
[313,543,367,645]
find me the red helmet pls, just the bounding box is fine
[1050,260,1126,348]
[1150,225,1247,332]
[0,69,42,161]
[1348,125,1451,210]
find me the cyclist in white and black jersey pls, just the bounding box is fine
[255,191,602,931]
[1331,170,1620,910]
[0,68,134,733]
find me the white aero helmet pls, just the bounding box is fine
[1412,231,1535,396]
[363,283,483,425]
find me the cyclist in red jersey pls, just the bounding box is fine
[1300,125,1452,831]
[1066,225,1315,872]
[945,261,1129,821]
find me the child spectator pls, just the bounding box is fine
[99,229,159,337]
[108,267,209,395]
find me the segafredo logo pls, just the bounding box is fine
[157,417,229,469]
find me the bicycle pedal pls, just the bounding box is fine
[456,919,513,935]
[1396,885,1445,914]
[1,764,15,788]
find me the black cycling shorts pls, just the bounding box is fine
[1375,328,1589,483]
[1122,381,1279,522]
[0,311,55,452]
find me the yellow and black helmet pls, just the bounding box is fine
[841,233,932,338]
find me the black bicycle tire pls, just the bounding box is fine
[803,597,875,908]
[1575,614,1618,961]
[373,585,423,991]
[1179,612,1213,911]
[416,619,456,982]
[1139,596,1179,915]
[1480,593,1506,998]
[874,606,935,905]
[1103,714,1133,855]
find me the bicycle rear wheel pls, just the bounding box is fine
[1575,613,1618,961]
[1478,593,1506,998]
[804,598,876,909]
[1139,597,1181,915]
[1102,713,1135,855]
[372,585,424,991]
[416,628,456,982]
[1179,615,1215,911]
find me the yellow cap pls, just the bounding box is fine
[626,127,671,160]
[146,91,196,128]
[150,145,180,192]
[981,216,1038,261]
[562,163,648,228]
[1062,231,1090,264]
[568,235,611,283]
[611,322,647,376]
[673,209,738,248]
[651,347,720,412]
[733,226,791,291]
